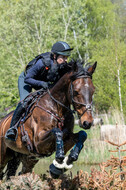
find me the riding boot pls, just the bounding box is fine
[5,102,25,141]
[67,131,87,164]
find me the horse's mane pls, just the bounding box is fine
[50,60,92,93]
[33,60,92,96]
[68,60,92,81]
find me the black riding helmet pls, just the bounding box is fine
[51,41,73,56]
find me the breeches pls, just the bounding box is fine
[18,71,32,101]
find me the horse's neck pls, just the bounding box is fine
[50,74,70,105]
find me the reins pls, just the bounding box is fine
[28,92,65,130]
[47,89,75,114]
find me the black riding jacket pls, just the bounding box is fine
[24,58,69,90]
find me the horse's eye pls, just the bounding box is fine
[74,91,79,96]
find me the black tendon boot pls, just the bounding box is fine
[67,131,87,164]
[5,102,25,141]
[52,128,65,164]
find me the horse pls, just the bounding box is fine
[0,61,97,179]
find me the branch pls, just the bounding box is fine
[73,29,82,60]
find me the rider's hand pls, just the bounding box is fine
[41,82,48,89]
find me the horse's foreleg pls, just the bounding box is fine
[67,130,87,165]
[52,128,64,164]
[63,132,79,154]
[49,130,78,178]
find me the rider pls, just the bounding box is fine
[5,41,73,141]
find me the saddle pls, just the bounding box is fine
[19,89,48,125]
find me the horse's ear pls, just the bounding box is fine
[73,61,78,71]
[88,61,97,75]
[69,59,78,71]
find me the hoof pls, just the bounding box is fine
[18,171,22,176]
[49,163,64,179]
[0,172,4,180]
[49,170,60,179]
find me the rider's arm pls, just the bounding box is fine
[24,59,48,89]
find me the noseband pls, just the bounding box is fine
[70,75,92,119]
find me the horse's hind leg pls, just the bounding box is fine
[19,155,38,175]
[0,166,6,180]
[0,156,14,180]
[6,153,21,180]
[0,147,14,180]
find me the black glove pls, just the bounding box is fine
[41,81,48,89]
[47,81,54,88]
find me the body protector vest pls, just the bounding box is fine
[24,52,62,85]
[25,52,51,75]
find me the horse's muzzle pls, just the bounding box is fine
[82,121,92,130]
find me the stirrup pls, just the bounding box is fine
[5,127,18,141]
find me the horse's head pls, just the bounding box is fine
[69,61,97,130]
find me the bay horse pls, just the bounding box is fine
[0,61,97,179]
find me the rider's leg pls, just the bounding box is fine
[67,130,87,164]
[52,128,64,164]
[5,101,25,141]
[5,72,32,141]
[18,71,32,101]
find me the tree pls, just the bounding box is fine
[0,0,125,119]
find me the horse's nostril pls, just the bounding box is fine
[83,121,92,130]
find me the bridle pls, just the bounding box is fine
[70,75,92,119]
[47,74,93,120]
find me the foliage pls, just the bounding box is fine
[1,156,126,189]
[0,0,126,117]
[0,173,46,190]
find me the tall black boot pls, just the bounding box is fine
[5,102,25,141]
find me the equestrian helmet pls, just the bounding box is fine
[51,41,73,56]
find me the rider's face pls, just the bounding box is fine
[55,55,69,64]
